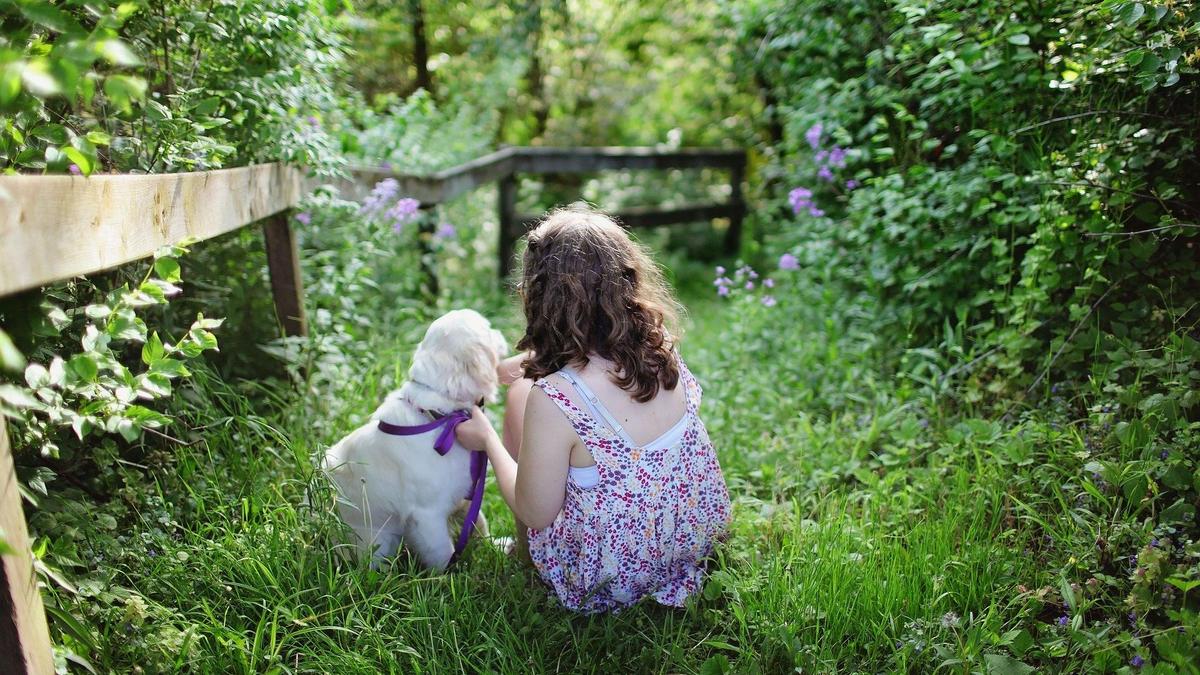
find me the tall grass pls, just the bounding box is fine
[44,249,1190,672]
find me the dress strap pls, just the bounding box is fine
[532,378,607,443]
[675,351,702,413]
[558,367,636,447]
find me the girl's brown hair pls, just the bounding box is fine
[516,205,682,402]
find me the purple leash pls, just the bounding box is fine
[376,409,487,564]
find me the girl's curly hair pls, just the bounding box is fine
[516,205,683,402]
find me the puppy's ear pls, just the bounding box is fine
[445,338,501,404]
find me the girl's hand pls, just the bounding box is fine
[497,352,528,386]
[455,406,500,453]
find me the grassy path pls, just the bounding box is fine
[86,262,1103,673]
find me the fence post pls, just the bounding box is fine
[417,210,439,300]
[1,420,54,675]
[498,174,518,280]
[724,155,746,255]
[262,211,308,337]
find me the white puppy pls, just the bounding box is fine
[323,309,507,569]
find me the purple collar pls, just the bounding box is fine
[376,409,471,455]
[376,408,486,564]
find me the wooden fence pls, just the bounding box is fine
[0,145,745,673]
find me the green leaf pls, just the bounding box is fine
[142,332,165,365]
[63,146,93,175]
[21,60,61,97]
[153,257,181,282]
[24,363,49,388]
[0,384,42,410]
[1165,576,1200,593]
[0,62,22,104]
[67,354,99,381]
[1122,2,1145,25]
[31,124,68,144]
[1007,33,1030,46]
[983,653,1036,675]
[97,39,142,67]
[85,130,112,146]
[102,75,147,113]
[18,2,85,33]
[0,329,24,372]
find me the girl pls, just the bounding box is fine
[454,206,731,613]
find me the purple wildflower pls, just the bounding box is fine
[1131,655,1144,668]
[845,179,860,190]
[815,150,829,164]
[360,178,400,216]
[717,285,730,297]
[69,164,81,176]
[307,115,319,127]
[1160,450,1168,459]
[1150,538,1160,548]
[818,166,835,182]
[779,253,800,271]
[744,281,755,291]
[434,222,457,240]
[789,187,815,214]
[805,123,823,150]
[715,266,726,275]
[764,278,775,288]
[808,206,826,217]
[761,295,777,307]
[295,212,312,226]
[1057,615,1069,627]
[386,197,421,232]
[828,146,847,168]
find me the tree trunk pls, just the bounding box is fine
[409,0,434,96]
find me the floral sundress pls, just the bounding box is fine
[527,354,732,613]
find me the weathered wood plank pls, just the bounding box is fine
[0,163,309,297]
[518,202,745,232]
[0,420,54,675]
[262,212,308,337]
[513,147,745,174]
[346,147,518,205]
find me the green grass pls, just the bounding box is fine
[40,255,1195,673]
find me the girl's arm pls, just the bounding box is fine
[455,393,572,529]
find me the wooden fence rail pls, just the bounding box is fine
[0,145,745,673]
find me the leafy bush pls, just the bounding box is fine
[1,0,347,175]
[730,0,1200,666]
[733,0,1200,389]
